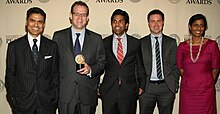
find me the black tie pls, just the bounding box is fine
[155,37,162,80]
[32,39,38,65]
[74,33,81,56]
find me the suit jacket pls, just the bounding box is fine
[52,27,106,106]
[140,34,180,94]
[100,34,146,100]
[5,34,59,113]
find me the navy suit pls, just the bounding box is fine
[100,34,146,114]
[5,35,59,114]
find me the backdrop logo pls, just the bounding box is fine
[75,0,89,2]
[38,0,49,3]
[169,0,181,4]
[130,0,141,3]
[216,35,220,49]
[6,35,22,43]
[96,0,123,3]
[169,34,180,44]
[101,34,109,39]
[6,0,32,4]
[43,34,51,39]
[186,0,212,5]
[0,79,4,92]
[131,33,142,39]
[0,37,3,47]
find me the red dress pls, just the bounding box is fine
[176,39,220,114]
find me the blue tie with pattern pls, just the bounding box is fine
[32,39,38,65]
[74,33,81,56]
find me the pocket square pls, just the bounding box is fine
[44,55,52,59]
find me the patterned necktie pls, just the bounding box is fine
[155,37,162,79]
[74,33,81,56]
[32,39,38,65]
[117,38,124,65]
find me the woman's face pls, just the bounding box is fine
[189,19,205,37]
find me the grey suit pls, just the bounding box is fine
[52,27,106,114]
[139,34,180,114]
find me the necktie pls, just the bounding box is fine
[74,33,81,56]
[155,37,162,79]
[117,38,124,65]
[32,39,38,65]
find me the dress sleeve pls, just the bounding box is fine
[176,42,184,69]
[211,41,220,68]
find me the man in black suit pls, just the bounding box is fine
[5,7,59,114]
[52,1,106,114]
[139,9,180,114]
[99,9,146,114]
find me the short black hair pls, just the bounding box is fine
[111,9,129,25]
[147,9,164,22]
[26,7,46,22]
[70,1,89,15]
[188,14,208,36]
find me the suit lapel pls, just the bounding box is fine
[81,29,90,54]
[161,34,167,62]
[142,35,152,75]
[66,28,74,57]
[21,35,34,65]
[122,35,131,65]
[38,36,47,65]
[110,35,119,64]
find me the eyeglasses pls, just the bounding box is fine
[73,12,88,17]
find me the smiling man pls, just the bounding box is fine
[139,9,180,114]
[52,1,106,114]
[99,9,146,114]
[5,7,59,114]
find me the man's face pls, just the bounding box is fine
[111,15,128,37]
[26,13,45,38]
[148,14,164,35]
[70,5,89,31]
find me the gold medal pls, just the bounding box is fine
[75,54,85,64]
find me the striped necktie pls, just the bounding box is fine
[117,38,124,65]
[155,37,162,79]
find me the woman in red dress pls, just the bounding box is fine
[176,14,220,114]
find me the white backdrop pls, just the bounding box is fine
[0,0,220,113]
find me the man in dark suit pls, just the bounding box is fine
[139,9,180,114]
[52,1,106,114]
[5,7,59,114]
[99,9,146,114]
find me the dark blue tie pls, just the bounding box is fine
[155,37,162,80]
[74,33,81,56]
[32,39,38,65]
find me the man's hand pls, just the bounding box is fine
[77,63,91,75]
[138,88,144,96]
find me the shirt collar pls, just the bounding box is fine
[71,26,85,35]
[28,32,41,41]
[113,32,126,40]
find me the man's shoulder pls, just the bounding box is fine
[54,27,71,35]
[162,34,175,40]
[8,35,26,45]
[41,36,57,45]
[85,29,101,37]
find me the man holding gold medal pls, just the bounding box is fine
[52,1,106,114]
